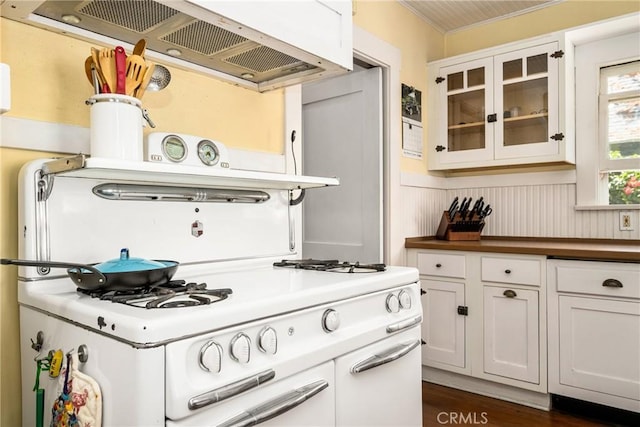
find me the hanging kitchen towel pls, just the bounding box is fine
[51,352,102,427]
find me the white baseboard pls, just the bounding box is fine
[422,365,551,411]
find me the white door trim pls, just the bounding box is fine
[352,26,403,265]
[285,26,402,263]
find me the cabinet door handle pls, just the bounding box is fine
[218,380,328,427]
[435,263,442,268]
[503,289,517,298]
[602,278,623,288]
[188,369,275,410]
[350,340,421,374]
[504,269,512,274]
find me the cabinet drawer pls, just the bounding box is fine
[481,256,541,286]
[417,253,465,278]
[554,260,640,300]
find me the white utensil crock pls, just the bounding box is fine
[89,94,143,161]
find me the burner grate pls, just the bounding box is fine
[78,280,232,309]
[273,259,386,273]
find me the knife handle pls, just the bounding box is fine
[115,46,126,95]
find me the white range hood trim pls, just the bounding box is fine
[42,155,339,191]
[1,0,353,92]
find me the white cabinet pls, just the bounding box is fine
[483,285,539,383]
[422,279,466,371]
[407,249,547,394]
[548,259,640,413]
[427,36,574,170]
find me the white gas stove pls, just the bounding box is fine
[12,156,422,426]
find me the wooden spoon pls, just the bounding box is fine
[98,48,116,95]
[133,39,146,58]
[91,47,110,93]
[134,63,155,100]
[84,56,100,93]
[125,54,146,96]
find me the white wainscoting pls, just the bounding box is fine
[400,181,640,240]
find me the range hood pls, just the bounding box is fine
[1,0,353,92]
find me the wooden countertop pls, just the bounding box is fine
[405,236,640,262]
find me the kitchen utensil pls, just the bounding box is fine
[114,45,126,95]
[91,48,110,93]
[447,197,459,219]
[84,56,93,85]
[459,197,472,219]
[134,63,155,99]
[98,48,116,94]
[133,38,146,57]
[125,54,146,96]
[1,250,179,291]
[84,56,101,94]
[481,204,492,218]
[146,64,171,91]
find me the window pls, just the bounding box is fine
[573,22,640,209]
[599,61,640,205]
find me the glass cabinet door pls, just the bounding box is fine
[494,43,560,159]
[440,58,493,163]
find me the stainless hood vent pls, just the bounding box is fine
[1,0,352,92]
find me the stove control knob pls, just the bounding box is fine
[258,326,278,355]
[322,309,340,333]
[199,340,223,373]
[398,290,412,309]
[386,293,400,313]
[230,333,251,364]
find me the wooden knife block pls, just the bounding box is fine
[436,210,485,241]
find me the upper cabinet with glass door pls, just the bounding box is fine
[427,38,574,171]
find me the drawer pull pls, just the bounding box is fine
[435,263,442,268]
[602,278,623,288]
[504,269,512,274]
[503,289,517,298]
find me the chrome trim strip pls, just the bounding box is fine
[92,183,270,203]
[218,379,328,427]
[350,339,420,374]
[188,369,275,411]
[385,315,422,334]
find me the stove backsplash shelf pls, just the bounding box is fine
[39,155,340,192]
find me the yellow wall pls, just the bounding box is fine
[0,1,637,424]
[353,0,444,175]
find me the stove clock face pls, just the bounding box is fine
[197,140,220,166]
[161,135,188,162]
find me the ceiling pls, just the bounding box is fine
[399,0,562,33]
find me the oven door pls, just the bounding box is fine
[167,361,335,426]
[335,326,422,426]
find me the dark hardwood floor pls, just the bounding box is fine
[422,381,637,426]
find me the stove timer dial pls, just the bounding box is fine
[398,290,412,309]
[322,309,340,333]
[385,293,400,313]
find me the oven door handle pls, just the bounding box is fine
[188,369,275,411]
[350,339,421,374]
[386,315,422,334]
[217,379,329,427]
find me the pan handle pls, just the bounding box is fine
[0,259,107,282]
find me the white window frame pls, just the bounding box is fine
[572,18,640,209]
[597,61,640,205]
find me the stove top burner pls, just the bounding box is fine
[78,280,233,309]
[273,259,386,273]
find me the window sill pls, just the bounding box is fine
[575,204,640,211]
